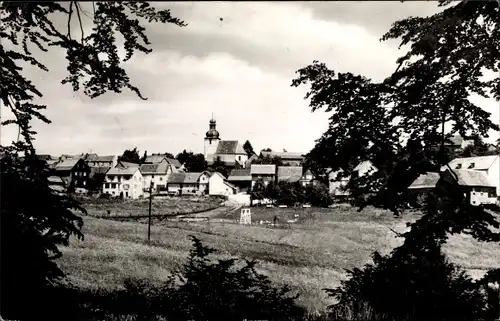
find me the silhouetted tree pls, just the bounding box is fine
[176,150,207,172]
[140,150,148,164]
[293,0,499,319]
[457,135,497,158]
[119,147,141,164]
[0,2,185,319]
[243,140,255,157]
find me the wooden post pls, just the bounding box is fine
[148,181,153,244]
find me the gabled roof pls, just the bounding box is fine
[251,164,276,175]
[116,161,140,169]
[90,166,110,177]
[48,176,65,185]
[140,162,169,175]
[260,151,304,160]
[452,169,496,187]
[168,173,186,184]
[53,159,81,171]
[277,166,303,182]
[210,171,226,180]
[184,172,203,184]
[96,155,115,162]
[448,155,498,171]
[216,141,246,155]
[301,169,315,179]
[145,155,167,164]
[224,180,238,190]
[408,172,440,190]
[228,168,252,181]
[166,158,182,168]
[106,166,138,176]
[353,160,378,175]
[245,154,259,167]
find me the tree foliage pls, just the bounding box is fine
[176,149,207,172]
[292,0,500,319]
[0,2,185,319]
[119,147,141,164]
[456,135,498,158]
[253,154,284,166]
[243,140,255,157]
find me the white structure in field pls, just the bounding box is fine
[240,208,252,225]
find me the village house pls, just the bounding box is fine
[260,151,305,166]
[250,164,276,188]
[145,154,184,171]
[139,162,173,192]
[85,154,118,168]
[276,166,303,183]
[209,172,238,196]
[51,158,90,190]
[448,155,500,197]
[103,165,143,199]
[166,171,211,195]
[409,168,497,206]
[327,160,378,198]
[203,117,248,168]
[299,169,317,187]
[227,168,252,193]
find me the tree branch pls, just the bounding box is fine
[67,2,73,40]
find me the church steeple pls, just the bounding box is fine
[206,114,220,140]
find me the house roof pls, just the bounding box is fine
[117,161,140,168]
[216,141,246,155]
[106,166,138,176]
[408,172,440,190]
[53,159,80,171]
[145,155,167,164]
[166,158,182,168]
[48,176,65,185]
[452,169,496,187]
[448,155,498,171]
[224,180,238,190]
[228,168,252,181]
[260,151,304,160]
[210,172,226,180]
[301,169,315,179]
[36,154,53,161]
[277,166,303,182]
[96,155,115,162]
[245,154,258,167]
[251,164,276,175]
[140,163,169,175]
[168,173,186,184]
[90,166,110,177]
[353,160,378,175]
[184,172,203,184]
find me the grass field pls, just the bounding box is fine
[57,203,500,314]
[76,195,224,217]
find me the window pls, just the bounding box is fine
[152,175,155,178]
[455,164,462,169]
[83,172,87,177]
[83,181,86,186]
[159,177,163,181]
[468,163,475,169]
[105,183,109,188]
[238,156,241,161]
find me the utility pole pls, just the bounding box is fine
[148,181,153,244]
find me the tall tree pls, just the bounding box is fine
[292,1,500,319]
[119,147,141,164]
[163,152,175,159]
[176,150,207,172]
[140,150,148,164]
[0,2,185,319]
[243,140,255,157]
[457,135,496,158]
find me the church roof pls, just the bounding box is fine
[216,141,246,155]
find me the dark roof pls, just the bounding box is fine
[53,159,81,171]
[145,155,167,164]
[36,154,53,161]
[166,158,182,168]
[184,172,203,184]
[228,168,252,181]
[90,166,110,177]
[168,173,186,184]
[140,163,169,175]
[277,166,303,182]
[408,172,440,189]
[216,141,245,154]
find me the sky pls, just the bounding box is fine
[1,1,498,156]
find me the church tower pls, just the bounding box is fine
[204,115,221,163]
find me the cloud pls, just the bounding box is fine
[1,1,497,157]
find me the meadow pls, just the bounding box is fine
[57,203,500,314]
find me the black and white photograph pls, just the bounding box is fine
[1,1,499,320]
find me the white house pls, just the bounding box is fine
[166,171,212,195]
[209,172,238,196]
[327,160,378,197]
[448,155,500,197]
[140,162,173,192]
[103,166,143,199]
